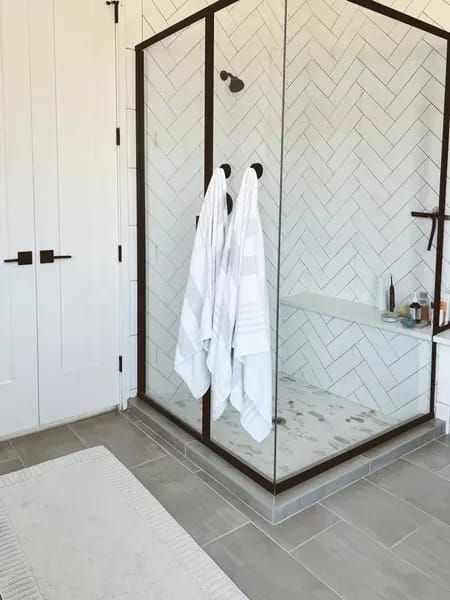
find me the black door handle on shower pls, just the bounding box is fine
[40,249,72,264]
[3,251,33,265]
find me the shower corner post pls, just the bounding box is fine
[135,47,146,396]
[204,12,214,192]
[201,12,215,442]
[430,36,450,417]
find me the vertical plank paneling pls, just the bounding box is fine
[0,0,39,435]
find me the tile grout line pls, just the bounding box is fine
[126,408,195,457]
[193,470,350,600]
[312,502,448,590]
[0,441,20,465]
[202,511,347,600]
[66,424,89,449]
[389,526,420,550]
[121,413,172,454]
[192,469,275,525]
[122,412,202,473]
[201,522,251,549]
[402,455,450,478]
[289,553,347,600]
[364,468,450,529]
[288,518,343,554]
[130,454,167,470]
[8,441,26,468]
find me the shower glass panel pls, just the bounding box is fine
[143,22,205,432]
[209,0,285,481]
[277,0,446,483]
[137,0,449,494]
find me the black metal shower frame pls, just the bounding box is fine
[135,0,450,494]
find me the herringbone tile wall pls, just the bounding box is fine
[280,305,431,416]
[214,1,285,368]
[144,23,205,426]
[280,0,447,305]
[279,0,448,417]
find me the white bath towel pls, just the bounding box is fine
[174,168,228,398]
[208,167,272,442]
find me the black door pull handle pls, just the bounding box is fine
[40,250,72,264]
[3,251,33,265]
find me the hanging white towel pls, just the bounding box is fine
[174,168,228,398]
[208,167,272,442]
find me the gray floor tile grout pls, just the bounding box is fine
[389,526,420,550]
[192,468,274,525]
[123,413,203,474]
[364,468,450,529]
[122,413,169,452]
[288,519,342,554]
[0,441,20,464]
[318,502,421,556]
[8,441,26,468]
[66,424,89,449]
[130,454,167,470]
[402,453,450,475]
[201,521,251,549]
[204,515,347,600]
[289,551,347,600]
[435,437,450,448]
[295,507,448,593]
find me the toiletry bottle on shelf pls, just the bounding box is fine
[409,294,422,323]
[440,301,447,326]
[389,275,395,312]
[444,291,450,325]
[419,291,429,323]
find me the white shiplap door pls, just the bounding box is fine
[0,0,40,437]
[33,0,120,425]
[0,0,120,436]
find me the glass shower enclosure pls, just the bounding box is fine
[136,0,450,493]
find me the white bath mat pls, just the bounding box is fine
[0,447,247,600]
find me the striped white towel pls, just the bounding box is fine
[174,168,228,398]
[208,167,272,442]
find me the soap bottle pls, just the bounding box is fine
[409,294,422,323]
[418,291,429,323]
[389,275,395,312]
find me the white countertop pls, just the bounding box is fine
[281,292,433,341]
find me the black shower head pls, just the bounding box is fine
[220,70,245,93]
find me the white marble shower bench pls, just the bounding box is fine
[281,292,432,342]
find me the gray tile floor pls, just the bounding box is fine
[1,410,450,599]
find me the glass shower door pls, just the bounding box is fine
[208,0,286,482]
[143,22,206,432]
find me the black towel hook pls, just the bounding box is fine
[250,163,263,179]
[218,164,233,214]
[220,163,231,178]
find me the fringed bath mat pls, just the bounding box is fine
[0,447,247,600]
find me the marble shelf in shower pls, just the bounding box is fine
[434,330,450,346]
[281,292,432,341]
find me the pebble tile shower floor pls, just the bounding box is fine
[1,411,450,599]
[165,375,403,480]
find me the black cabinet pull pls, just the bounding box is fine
[3,251,33,265]
[40,250,72,264]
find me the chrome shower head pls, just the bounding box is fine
[220,70,245,93]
